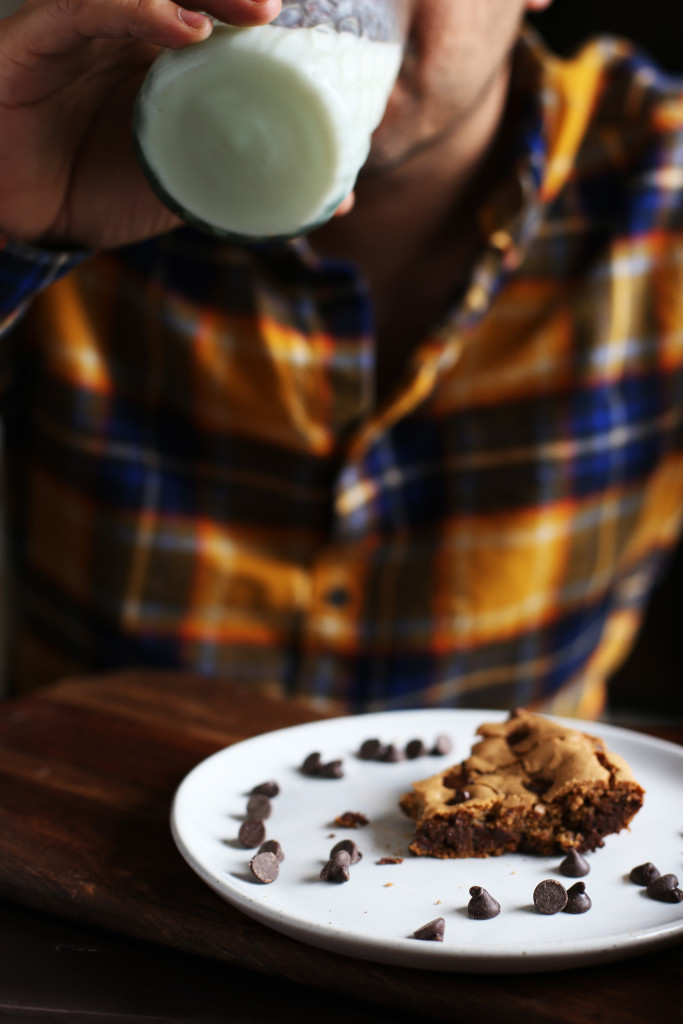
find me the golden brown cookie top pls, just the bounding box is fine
[406,710,641,819]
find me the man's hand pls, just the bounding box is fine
[0,0,282,249]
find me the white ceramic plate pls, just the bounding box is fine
[171,710,683,972]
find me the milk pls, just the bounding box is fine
[135,24,403,240]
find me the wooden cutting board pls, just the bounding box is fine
[0,671,680,1024]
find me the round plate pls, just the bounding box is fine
[171,709,683,972]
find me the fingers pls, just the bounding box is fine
[174,0,285,44]
[203,0,283,29]
[333,193,356,218]
[5,0,282,58]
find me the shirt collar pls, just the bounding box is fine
[475,29,550,278]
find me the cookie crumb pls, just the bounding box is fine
[334,811,369,828]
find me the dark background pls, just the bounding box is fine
[529,0,683,70]
[528,2,683,719]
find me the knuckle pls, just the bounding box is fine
[53,0,87,18]
[130,0,178,35]
[134,0,167,18]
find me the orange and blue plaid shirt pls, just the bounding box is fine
[1,33,683,716]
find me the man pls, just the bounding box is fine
[0,0,681,716]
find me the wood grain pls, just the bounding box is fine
[0,671,681,1024]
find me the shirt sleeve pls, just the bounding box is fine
[0,234,89,338]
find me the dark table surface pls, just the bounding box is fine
[0,672,681,1024]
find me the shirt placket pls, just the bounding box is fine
[291,105,548,705]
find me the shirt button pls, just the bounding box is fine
[490,229,513,251]
[325,585,350,608]
[465,283,489,312]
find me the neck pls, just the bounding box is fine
[308,58,518,405]
[310,57,514,279]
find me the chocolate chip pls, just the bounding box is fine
[331,848,351,866]
[646,873,683,903]
[559,849,590,878]
[564,881,592,914]
[507,724,532,746]
[431,734,452,756]
[405,739,426,759]
[302,752,322,775]
[446,788,471,806]
[246,794,272,819]
[333,811,368,828]
[467,886,501,919]
[524,776,552,796]
[301,751,344,778]
[251,781,279,798]
[320,854,351,882]
[629,861,661,886]
[249,851,279,884]
[258,840,284,862]
[330,839,362,864]
[382,743,404,762]
[413,917,445,941]
[533,879,568,915]
[238,817,266,849]
[318,759,344,778]
[358,738,386,760]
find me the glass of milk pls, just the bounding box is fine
[133,0,410,242]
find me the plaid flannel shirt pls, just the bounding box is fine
[1,32,682,715]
